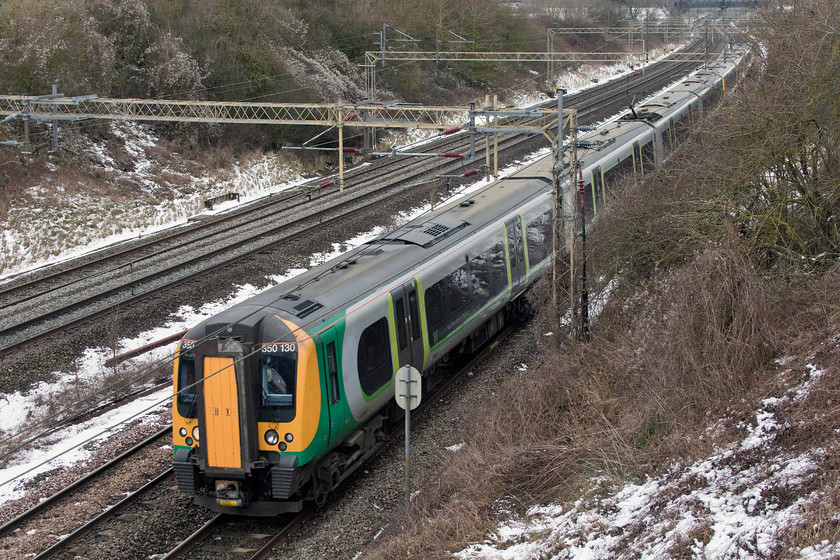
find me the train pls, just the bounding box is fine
[171,48,746,516]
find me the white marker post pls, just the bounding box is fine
[395,364,421,509]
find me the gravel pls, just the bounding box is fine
[0,174,548,559]
[0,322,541,560]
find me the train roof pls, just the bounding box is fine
[574,53,743,170]
[198,159,554,335]
[184,50,747,342]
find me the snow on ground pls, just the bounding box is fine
[454,363,836,560]
[0,41,689,281]
[0,44,692,505]
[0,134,309,279]
[0,140,558,505]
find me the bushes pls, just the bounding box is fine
[0,0,113,95]
[713,4,840,273]
[365,2,840,557]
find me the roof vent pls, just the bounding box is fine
[423,223,450,237]
[377,215,468,248]
[293,299,322,318]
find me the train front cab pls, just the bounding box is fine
[171,313,330,516]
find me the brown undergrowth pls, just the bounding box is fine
[365,2,840,557]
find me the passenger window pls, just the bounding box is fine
[471,252,492,304]
[425,263,474,345]
[425,282,446,330]
[488,242,506,293]
[357,317,393,395]
[327,342,340,404]
[445,264,470,316]
[470,242,507,306]
[526,211,552,266]
[260,354,296,407]
[176,352,197,417]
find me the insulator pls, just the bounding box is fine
[463,169,478,177]
[342,147,359,153]
[319,179,334,187]
[441,152,463,158]
[343,112,358,121]
[441,126,462,135]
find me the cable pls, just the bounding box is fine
[0,159,496,483]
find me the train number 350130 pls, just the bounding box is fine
[260,343,296,353]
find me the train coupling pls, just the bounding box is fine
[215,480,244,507]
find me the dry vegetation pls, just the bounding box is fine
[364,2,840,557]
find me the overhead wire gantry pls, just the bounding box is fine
[0,93,574,192]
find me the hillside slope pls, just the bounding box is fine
[362,2,840,558]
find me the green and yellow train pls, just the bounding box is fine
[172,51,743,515]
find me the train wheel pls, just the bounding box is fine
[312,478,329,508]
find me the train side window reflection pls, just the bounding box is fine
[445,264,471,316]
[358,317,393,395]
[470,242,506,304]
[425,263,473,345]
[526,211,552,266]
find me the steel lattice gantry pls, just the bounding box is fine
[0,95,569,130]
[362,50,713,98]
[0,94,573,190]
[0,96,448,128]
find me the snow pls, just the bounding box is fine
[455,365,833,560]
[0,224,385,501]
[0,128,310,280]
[0,129,559,505]
[0,40,713,514]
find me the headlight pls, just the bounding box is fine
[264,429,280,446]
[285,433,294,443]
[192,426,200,442]
[185,437,194,446]
[279,442,287,451]
[179,427,187,437]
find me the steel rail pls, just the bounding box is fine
[0,40,717,357]
[30,467,174,560]
[157,513,225,560]
[0,426,171,539]
[0,39,706,311]
[159,319,519,560]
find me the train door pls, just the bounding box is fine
[506,217,526,297]
[320,326,352,444]
[203,356,242,469]
[632,141,643,182]
[592,166,604,216]
[390,280,424,371]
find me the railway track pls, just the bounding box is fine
[0,426,174,559]
[2,315,519,559]
[0,42,721,538]
[0,40,718,358]
[157,318,520,560]
[157,512,312,560]
[0,39,733,560]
